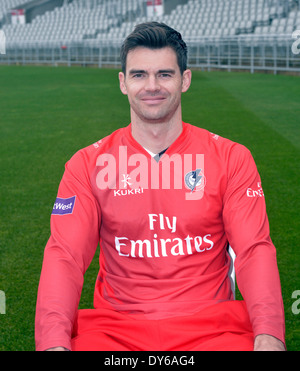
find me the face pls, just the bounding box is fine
[119,47,191,125]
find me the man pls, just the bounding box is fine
[35,22,285,351]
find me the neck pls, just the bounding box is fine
[130,113,183,154]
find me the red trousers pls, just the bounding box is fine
[71,300,254,351]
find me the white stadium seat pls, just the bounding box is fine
[1,0,299,45]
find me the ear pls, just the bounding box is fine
[181,69,192,93]
[119,72,127,95]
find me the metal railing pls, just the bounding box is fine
[186,34,300,74]
[1,34,299,74]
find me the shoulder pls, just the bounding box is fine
[65,126,126,173]
[187,123,251,157]
[186,123,256,179]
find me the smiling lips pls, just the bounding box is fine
[141,95,166,104]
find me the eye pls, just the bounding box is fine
[132,73,144,79]
[159,73,171,78]
[158,72,174,80]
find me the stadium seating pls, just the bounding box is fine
[1,0,300,45]
[2,0,145,43]
[161,0,299,38]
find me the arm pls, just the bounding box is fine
[35,151,100,351]
[223,145,285,349]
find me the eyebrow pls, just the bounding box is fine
[128,69,146,75]
[128,69,176,75]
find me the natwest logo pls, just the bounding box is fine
[52,196,76,215]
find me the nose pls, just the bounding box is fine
[145,75,160,92]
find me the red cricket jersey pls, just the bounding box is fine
[35,122,285,351]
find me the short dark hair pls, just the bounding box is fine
[120,22,188,75]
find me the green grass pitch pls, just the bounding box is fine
[0,65,299,350]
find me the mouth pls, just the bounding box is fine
[141,96,166,105]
